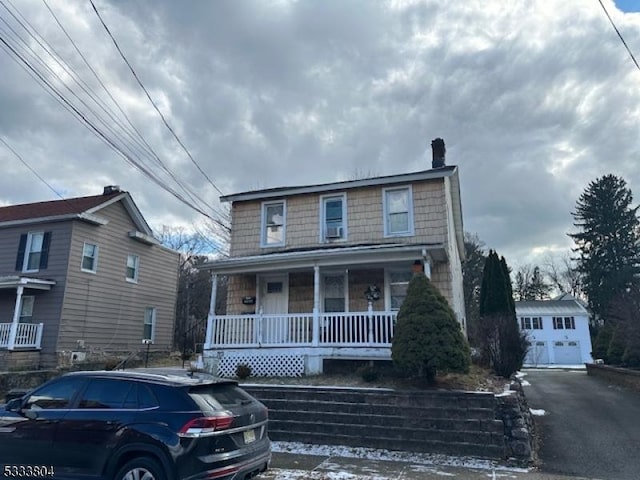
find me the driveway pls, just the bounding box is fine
[523,369,640,480]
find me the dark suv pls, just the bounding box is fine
[0,370,270,480]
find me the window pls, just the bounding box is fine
[520,317,543,330]
[126,254,139,282]
[321,194,346,241]
[143,307,156,341]
[388,270,413,311]
[78,379,135,409]
[261,201,286,247]
[24,377,85,410]
[383,186,414,236]
[553,316,575,330]
[16,232,51,272]
[19,296,34,323]
[323,275,345,312]
[81,243,98,273]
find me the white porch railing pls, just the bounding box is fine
[0,323,44,350]
[206,311,397,348]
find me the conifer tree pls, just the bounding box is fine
[392,273,470,384]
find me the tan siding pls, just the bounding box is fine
[229,180,449,257]
[226,275,257,315]
[60,201,179,354]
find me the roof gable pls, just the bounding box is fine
[0,191,153,236]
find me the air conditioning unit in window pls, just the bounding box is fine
[326,226,343,239]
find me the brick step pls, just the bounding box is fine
[267,419,504,447]
[259,398,497,420]
[244,386,496,409]
[268,430,506,459]
[269,409,504,433]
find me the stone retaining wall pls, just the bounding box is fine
[586,363,640,391]
[495,378,536,466]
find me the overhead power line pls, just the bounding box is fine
[598,0,640,72]
[88,0,226,198]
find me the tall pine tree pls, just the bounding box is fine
[569,174,640,320]
[478,251,527,377]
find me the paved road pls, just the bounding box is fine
[523,369,640,480]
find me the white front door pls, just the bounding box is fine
[259,275,288,343]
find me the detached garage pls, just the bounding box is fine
[516,294,593,367]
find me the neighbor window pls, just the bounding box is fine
[19,296,34,323]
[520,317,543,330]
[321,194,346,241]
[126,254,139,282]
[143,307,156,341]
[388,270,413,311]
[82,243,99,273]
[16,232,51,273]
[383,186,414,236]
[553,316,575,329]
[261,201,286,247]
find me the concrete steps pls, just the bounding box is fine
[243,385,507,459]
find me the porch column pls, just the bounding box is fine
[204,273,218,350]
[312,265,320,346]
[8,285,24,351]
[422,250,432,279]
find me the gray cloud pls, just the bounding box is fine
[1,0,639,269]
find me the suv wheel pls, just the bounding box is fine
[115,457,166,480]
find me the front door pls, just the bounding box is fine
[259,275,288,343]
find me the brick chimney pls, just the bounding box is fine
[431,138,446,169]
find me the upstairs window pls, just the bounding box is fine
[261,201,286,247]
[81,243,99,273]
[126,254,139,283]
[520,317,543,330]
[16,232,51,273]
[321,194,347,241]
[383,186,414,237]
[553,316,575,330]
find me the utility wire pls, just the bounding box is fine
[598,0,640,72]
[89,0,226,198]
[0,136,65,200]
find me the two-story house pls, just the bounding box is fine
[200,139,466,377]
[0,186,180,369]
[516,293,593,367]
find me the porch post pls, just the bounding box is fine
[204,273,218,350]
[312,265,320,346]
[422,250,432,279]
[8,285,24,351]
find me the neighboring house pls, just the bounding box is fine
[0,186,180,369]
[200,138,467,376]
[516,293,593,367]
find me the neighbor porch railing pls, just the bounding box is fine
[0,323,44,350]
[205,311,397,348]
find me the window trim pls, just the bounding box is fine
[19,296,35,323]
[260,200,287,248]
[143,307,156,342]
[81,242,99,274]
[319,193,347,242]
[321,271,349,313]
[126,254,139,283]
[382,185,414,237]
[22,231,45,273]
[384,268,414,311]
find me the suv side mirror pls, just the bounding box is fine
[5,398,23,412]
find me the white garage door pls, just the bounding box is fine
[525,341,550,366]
[553,341,582,365]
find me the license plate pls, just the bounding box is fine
[243,429,256,444]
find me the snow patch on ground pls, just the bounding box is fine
[519,380,531,386]
[515,371,527,379]
[271,442,529,473]
[529,408,546,416]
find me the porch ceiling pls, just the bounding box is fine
[0,276,56,290]
[200,243,447,275]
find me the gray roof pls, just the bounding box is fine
[515,296,589,317]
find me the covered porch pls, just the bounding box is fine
[0,276,54,350]
[201,244,447,376]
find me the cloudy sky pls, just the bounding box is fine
[1,0,639,269]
